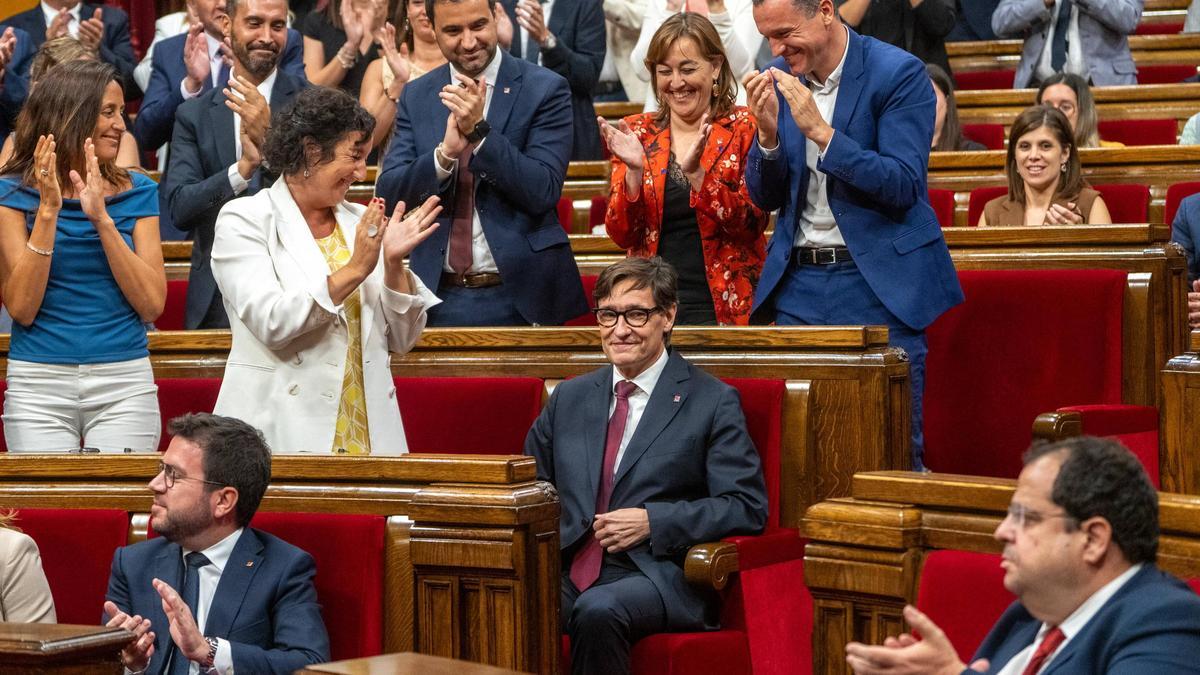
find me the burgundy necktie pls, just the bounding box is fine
[569,379,639,592]
[1021,626,1065,675]
[449,161,474,275]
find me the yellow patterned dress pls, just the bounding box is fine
[315,227,371,455]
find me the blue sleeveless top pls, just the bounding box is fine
[0,172,159,364]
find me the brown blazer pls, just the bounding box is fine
[0,528,55,623]
[982,188,1101,226]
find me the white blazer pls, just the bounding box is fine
[210,178,440,455]
[0,528,56,623]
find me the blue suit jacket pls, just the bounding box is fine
[376,51,587,326]
[971,565,1200,674]
[1171,193,1200,283]
[161,69,307,328]
[132,29,306,153]
[4,3,137,96]
[525,351,769,630]
[501,0,606,160]
[104,527,330,675]
[745,29,962,331]
[0,25,33,141]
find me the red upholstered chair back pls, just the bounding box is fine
[557,198,574,233]
[962,124,1005,150]
[1190,578,1200,594]
[249,512,385,661]
[1134,64,1197,83]
[157,280,189,331]
[156,379,224,452]
[721,379,784,529]
[1136,21,1184,35]
[953,70,1014,90]
[1165,181,1200,228]
[395,377,545,454]
[928,189,957,228]
[590,196,608,232]
[967,186,1008,226]
[12,508,130,625]
[1097,119,1178,146]
[1056,404,1160,487]
[916,550,1014,661]
[924,270,1126,478]
[564,275,599,326]
[1092,183,1150,223]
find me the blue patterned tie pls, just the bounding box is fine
[167,552,211,675]
[1050,0,1071,71]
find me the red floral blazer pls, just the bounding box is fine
[604,107,768,325]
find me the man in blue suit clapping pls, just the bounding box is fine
[102,414,330,675]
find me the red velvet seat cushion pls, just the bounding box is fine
[157,279,188,331]
[722,379,784,529]
[395,377,544,454]
[1165,181,1200,228]
[928,189,957,228]
[967,186,1007,226]
[1135,64,1197,84]
[916,550,1014,661]
[249,512,386,661]
[1190,578,1200,594]
[1097,119,1178,146]
[631,630,751,675]
[954,70,1014,90]
[962,124,1005,151]
[1136,21,1184,35]
[12,508,130,625]
[924,270,1126,478]
[156,378,223,452]
[565,275,599,326]
[1092,183,1150,223]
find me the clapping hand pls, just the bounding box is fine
[103,600,156,672]
[678,112,711,189]
[439,73,486,158]
[845,605,989,675]
[742,70,779,148]
[182,22,210,95]
[597,117,645,170]
[78,8,105,53]
[46,9,70,41]
[34,134,61,213]
[152,578,211,664]
[349,198,387,278]
[515,0,550,45]
[0,27,17,73]
[224,75,271,147]
[341,0,367,49]
[770,67,833,150]
[376,22,410,86]
[1043,201,1084,225]
[382,195,441,268]
[68,139,111,228]
[494,1,514,49]
[1188,279,1199,329]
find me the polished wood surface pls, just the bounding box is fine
[948,33,1200,72]
[298,652,529,674]
[802,472,1200,674]
[0,455,559,673]
[956,83,1200,129]
[1162,330,1200,494]
[0,623,132,674]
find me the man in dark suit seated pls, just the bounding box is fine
[132,0,307,157]
[103,413,330,675]
[1,0,137,96]
[846,436,1200,674]
[376,0,588,327]
[525,258,769,675]
[161,0,306,328]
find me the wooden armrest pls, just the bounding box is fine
[683,541,739,591]
[1032,410,1083,442]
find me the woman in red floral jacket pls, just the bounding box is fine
[601,12,767,325]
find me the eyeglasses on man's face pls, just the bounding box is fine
[156,461,225,490]
[593,306,662,328]
[1004,502,1074,530]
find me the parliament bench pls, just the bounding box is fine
[800,471,1200,674]
[946,33,1200,75]
[954,83,1200,134]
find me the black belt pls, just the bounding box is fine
[792,246,853,265]
[441,272,502,288]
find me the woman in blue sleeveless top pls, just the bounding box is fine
[0,60,166,453]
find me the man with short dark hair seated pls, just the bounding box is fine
[525,257,768,675]
[845,436,1200,674]
[103,413,330,675]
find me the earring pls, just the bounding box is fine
[1060,163,1066,173]
[303,168,311,178]
[712,78,719,97]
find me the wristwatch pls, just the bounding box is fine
[465,119,491,144]
[200,636,219,669]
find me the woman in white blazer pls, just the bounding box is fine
[0,516,56,623]
[211,87,441,455]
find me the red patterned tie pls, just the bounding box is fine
[569,380,639,592]
[449,162,474,275]
[1021,626,1065,675]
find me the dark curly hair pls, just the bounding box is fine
[1024,436,1159,565]
[263,86,375,177]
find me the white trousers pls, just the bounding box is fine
[4,357,160,453]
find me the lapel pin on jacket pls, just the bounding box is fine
[245,561,254,567]
[673,394,681,403]
[503,87,511,94]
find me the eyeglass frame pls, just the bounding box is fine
[156,461,226,491]
[592,305,663,328]
[1004,502,1076,530]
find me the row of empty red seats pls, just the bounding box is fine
[958,118,1179,150]
[955,64,1198,90]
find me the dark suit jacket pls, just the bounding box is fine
[524,350,768,630]
[4,3,137,96]
[971,565,1200,674]
[1171,193,1200,283]
[0,25,33,141]
[161,69,306,329]
[501,0,605,160]
[745,28,963,331]
[949,0,1001,41]
[104,527,330,675]
[376,50,587,326]
[133,28,306,152]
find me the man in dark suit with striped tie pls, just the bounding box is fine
[525,258,768,675]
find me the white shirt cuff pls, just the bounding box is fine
[180,78,202,100]
[434,147,456,182]
[210,637,233,674]
[227,163,249,195]
[757,139,780,158]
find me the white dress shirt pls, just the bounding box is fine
[180,33,228,99]
[134,11,189,92]
[224,67,278,195]
[40,0,80,39]
[180,527,244,675]
[996,563,1143,675]
[432,50,505,274]
[608,348,669,475]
